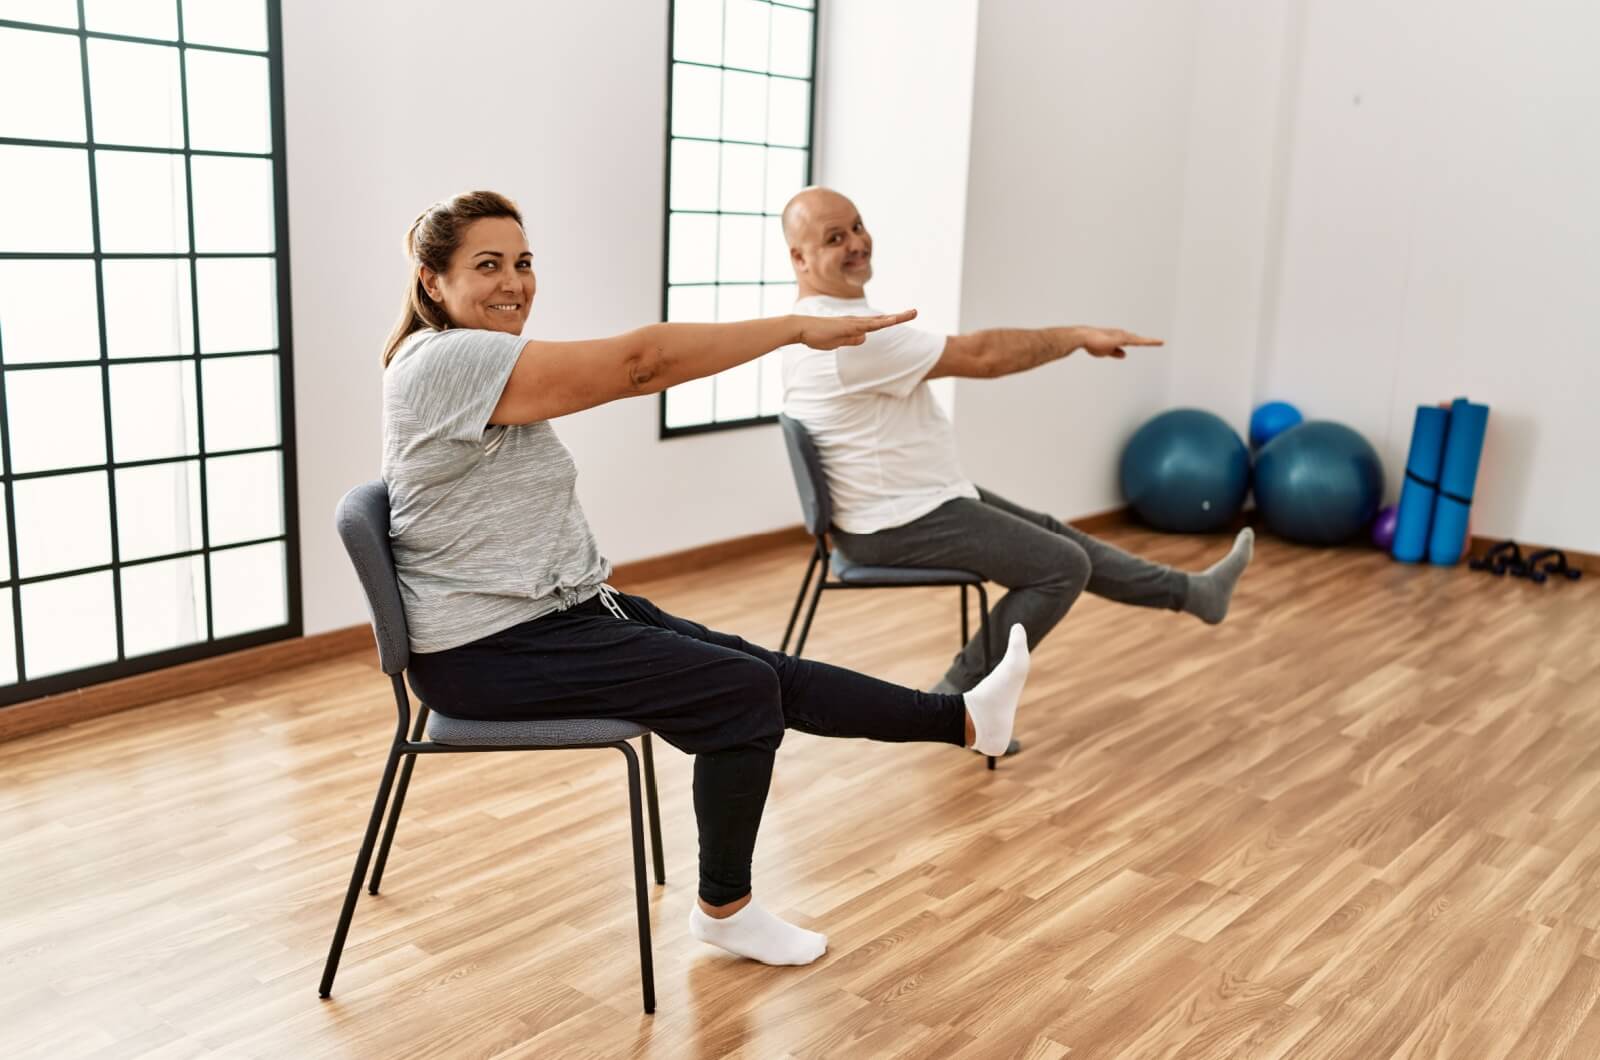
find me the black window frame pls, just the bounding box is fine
[658,0,821,440]
[0,0,301,707]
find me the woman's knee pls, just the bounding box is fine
[716,655,786,750]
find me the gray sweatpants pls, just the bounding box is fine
[832,487,1189,692]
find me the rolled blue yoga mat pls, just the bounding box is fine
[1428,398,1489,565]
[1392,405,1448,563]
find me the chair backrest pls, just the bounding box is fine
[778,414,832,537]
[335,480,410,675]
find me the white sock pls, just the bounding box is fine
[689,900,828,966]
[963,624,1030,757]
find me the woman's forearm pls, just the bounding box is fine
[625,317,803,393]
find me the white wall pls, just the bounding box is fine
[953,0,1198,518]
[1256,0,1600,550]
[813,0,980,342]
[282,0,799,636]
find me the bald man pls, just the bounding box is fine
[779,187,1254,703]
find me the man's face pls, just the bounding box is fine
[790,194,873,297]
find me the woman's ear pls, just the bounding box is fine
[419,265,441,302]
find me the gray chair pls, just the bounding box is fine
[776,415,999,770]
[318,481,666,1013]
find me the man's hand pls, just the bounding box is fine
[1077,327,1164,359]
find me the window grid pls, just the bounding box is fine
[0,2,299,705]
[660,0,819,438]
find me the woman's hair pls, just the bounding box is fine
[382,190,524,366]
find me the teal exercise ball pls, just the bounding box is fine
[1119,409,1250,533]
[1254,421,1384,545]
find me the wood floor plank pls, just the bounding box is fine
[2,526,1596,1056]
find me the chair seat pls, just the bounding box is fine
[427,712,649,747]
[830,554,985,587]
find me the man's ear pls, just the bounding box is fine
[789,245,807,274]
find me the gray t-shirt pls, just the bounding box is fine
[382,328,610,653]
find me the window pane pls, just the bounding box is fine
[22,571,118,678]
[191,155,274,253]
[768,76,810,147]
[719,141,764,214]
[721,70,767,143]
[763,215,792,281]
[95,149,190,253]
[185,49,270,153]
[7,366,107,473]
[120,554,206,657]
[761,282,797,317]
[764,146,806,213]
[0,488,9,580]
[87,39,184,149]
[669,139,719,212]
[85,0,178,39]
[0,260,100,364]
[671,63,720,140]
[210,540,284,637]
[0,27,85,141]
[665,379,713,429]
[769,7,813,79]
[667,213,717,285]
[0,589,14,686]
[717,215,763,283]
[672,0,721,65]
[0,0,77,28]
[714,360,759,422]
[14,470,111,578]
[201,354,279,451]
[759,347,784,416]
[115,459,201,561]
[103,258,194,358]
[206,449,281,546]
[181,0,267,51]
[666,285,715,323]
[110,361,199,463]
[715,283,760,323]
[197,257,276,352]
[723,0,769,72]
[0,146,92,252]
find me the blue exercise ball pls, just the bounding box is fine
[1254,421,1384,545]
[1249,401,1303,449]
[1119,409,1250,533]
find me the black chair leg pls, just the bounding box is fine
[792,561,828,658]
[976,583,997,771]
[780,546,822,653]
[369,704,430,894]
[319,738,405,998]
[616,742,656,1015]
[961,584,970,646]
[642,733,666,886]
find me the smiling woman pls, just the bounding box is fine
[370,188,1033,970]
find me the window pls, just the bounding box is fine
[660,0,817,437]
[0,0,299,706]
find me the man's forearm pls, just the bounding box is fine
[967,326,1087,378]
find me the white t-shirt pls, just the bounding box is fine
[782,295,978,535]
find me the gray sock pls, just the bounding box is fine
[1184,527,1254,624]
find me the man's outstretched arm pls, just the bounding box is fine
[926,326,1163,380]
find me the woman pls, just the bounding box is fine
[382,191,1029,967]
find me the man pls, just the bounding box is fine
[780,187,1254,706]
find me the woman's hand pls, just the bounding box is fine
[795,309,918,350]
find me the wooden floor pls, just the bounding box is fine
[4,525,1599,1059]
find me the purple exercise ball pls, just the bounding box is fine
[1371,504,1399,551]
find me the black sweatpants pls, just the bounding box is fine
[406,587,967,905]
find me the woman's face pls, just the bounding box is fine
[420,216,536,335]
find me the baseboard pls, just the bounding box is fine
[0,625,376,744]
[609,524,812,585]
[1069,506,1134,534]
